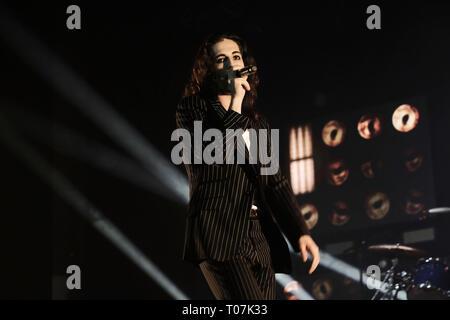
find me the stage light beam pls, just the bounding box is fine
[0,114,189,300]
[0,6,189,205]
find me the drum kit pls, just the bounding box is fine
[367,243,450,300]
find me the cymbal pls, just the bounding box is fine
[368,244,427,258]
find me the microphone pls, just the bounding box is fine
[214,65,258,93]
[234,65,258,77]
[221,65,258,80]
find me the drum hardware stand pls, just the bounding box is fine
[371,257,398,300]
[358,240,366,297]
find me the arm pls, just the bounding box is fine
[175,95,207,131]
[175,95,208,165]
[261,117,320,274]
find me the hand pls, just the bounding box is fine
[228,75,250,114]
[230,75,250,98]
[299,235,320,274]
[218,60,250,113]
[221,58,250,98]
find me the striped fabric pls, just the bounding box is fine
[199,219,275,300]
[175,94,310,275]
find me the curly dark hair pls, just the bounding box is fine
[183,32,260,121]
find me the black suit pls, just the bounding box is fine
[175,94,310,277]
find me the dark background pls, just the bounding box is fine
[1,1,450,299]
[302,96,435,236]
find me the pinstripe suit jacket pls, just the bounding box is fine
[175,94,310,274]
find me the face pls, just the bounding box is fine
[211,38,245,71]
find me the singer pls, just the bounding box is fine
[175,32,320,300]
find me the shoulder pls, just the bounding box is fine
[176,94,208,111]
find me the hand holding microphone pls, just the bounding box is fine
[213,58,258,113]
[229,65,258,78]
[228,67,252,114]
[218,63,257,106]
[214,63,257,93]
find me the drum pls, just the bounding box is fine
[407,257,450,300]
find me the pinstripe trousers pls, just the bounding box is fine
[198,215,276,300]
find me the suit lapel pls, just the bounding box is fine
[208,98,263,184]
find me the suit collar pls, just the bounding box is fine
[207,97,227,119]
[206,96,262,180]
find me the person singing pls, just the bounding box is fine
[175,32,319,300]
